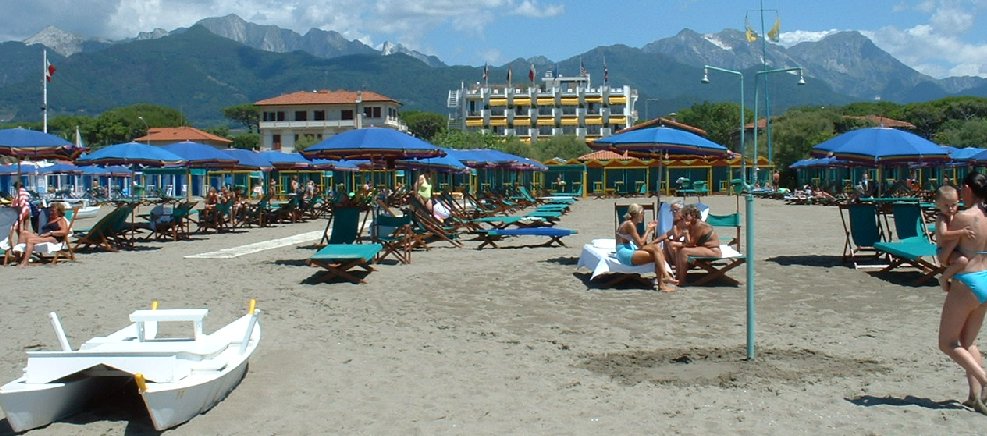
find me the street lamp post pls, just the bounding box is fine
[752,67,805,185]
[644,98,661,121]
[137,116,150,145]
[701,65,758,360]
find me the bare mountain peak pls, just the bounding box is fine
[23,25,85,56]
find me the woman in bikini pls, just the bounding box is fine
[673,204,721,286]
[16,202,69,267]
[940,170,987,414]
[615,203,677,292]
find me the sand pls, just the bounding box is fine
[0,196,982,435]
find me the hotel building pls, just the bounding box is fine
[447,73,637,141]
[255,89,407,152]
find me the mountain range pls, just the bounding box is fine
[2,14,986,127]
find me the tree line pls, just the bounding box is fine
[5,96,986,171]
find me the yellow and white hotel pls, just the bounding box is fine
[447,73,637,142]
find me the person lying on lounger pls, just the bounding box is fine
[673,204,722,286]
[615,203,677,292]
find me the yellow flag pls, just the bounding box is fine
[746,26,758,43]
[744,16,758,43]
[767,17,781,42]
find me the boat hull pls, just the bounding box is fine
[0,376,100,433]
[143,359,250,430]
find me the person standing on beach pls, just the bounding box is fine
[939,171,987,414]
[11,181,31,232]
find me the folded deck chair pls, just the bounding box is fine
[308,206,382,284]
[475,227,577,250]
[0,206,20,266]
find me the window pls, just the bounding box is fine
[295,111,307,121]
[263,112,275,121]
[341,110,354,121]
[363,107,382,118]
[272,134,281,151]
[276,111,286,121]
[313,110,325,121]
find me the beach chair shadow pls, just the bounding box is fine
[766,255,845,268]
[846,394,964,410]
[306,206,382,284]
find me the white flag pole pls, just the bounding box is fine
[43,49,48,133]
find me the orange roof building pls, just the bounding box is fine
[135,126,232,147]
[254,89,407,152]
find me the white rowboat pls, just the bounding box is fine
[0,303,261,432]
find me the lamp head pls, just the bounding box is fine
[797,71,806,86]
[701,67,709,84]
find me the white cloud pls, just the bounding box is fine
[513,0,565,18]
[777,29,840,46]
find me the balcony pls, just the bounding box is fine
[260,120,356,130]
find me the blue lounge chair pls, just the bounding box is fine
[475,227,578,250]
[308,207,382,284]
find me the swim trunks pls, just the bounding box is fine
[615,242,637,265]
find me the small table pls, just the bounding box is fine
[130,308,208,342]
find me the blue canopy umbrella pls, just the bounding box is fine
[592,127,730,157]
[40,162,83,175]
[260,151,312,170]
[0,163,40,175]
[396,154,468,173]
[222,149,274,170]
[810,127,948,164]
[162,141,239,199]
[77,141,184,167]
[163,141,237,167]
[945,146,985,166]
[302,127,444,161]
[0,127,83,160]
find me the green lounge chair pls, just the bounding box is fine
[685,212,746,286]
[308,206,382,284]
[372,214,414,264]
[0,207,21,265]
[839,203,886,268]
[73,204,133,252]
[872,202,942,284]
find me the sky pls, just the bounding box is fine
[3,0,987,78]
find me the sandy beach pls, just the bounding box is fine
[0,195,982,435]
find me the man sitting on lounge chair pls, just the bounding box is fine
[673,204,722,286]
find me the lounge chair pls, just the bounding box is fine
[372,213,415,264]
[872,202,942,284]
[475,227,577,250]
[614,202,656,236]
[839,203,886,268]
[575,238,660,288]
[73,204,134,252]
[307,206,383,284]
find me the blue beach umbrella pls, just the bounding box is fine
[163,141,237,168]
[302,127,444,160]
[40,162,83,174]
[592,127,730,157]
[77,141,184,167]
[0,127,82,160]
[222,149,274,170]
[396,153,468,173]
[810,127,948,164]
[260,151,312,169]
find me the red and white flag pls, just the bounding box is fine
[45,58,55,82]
